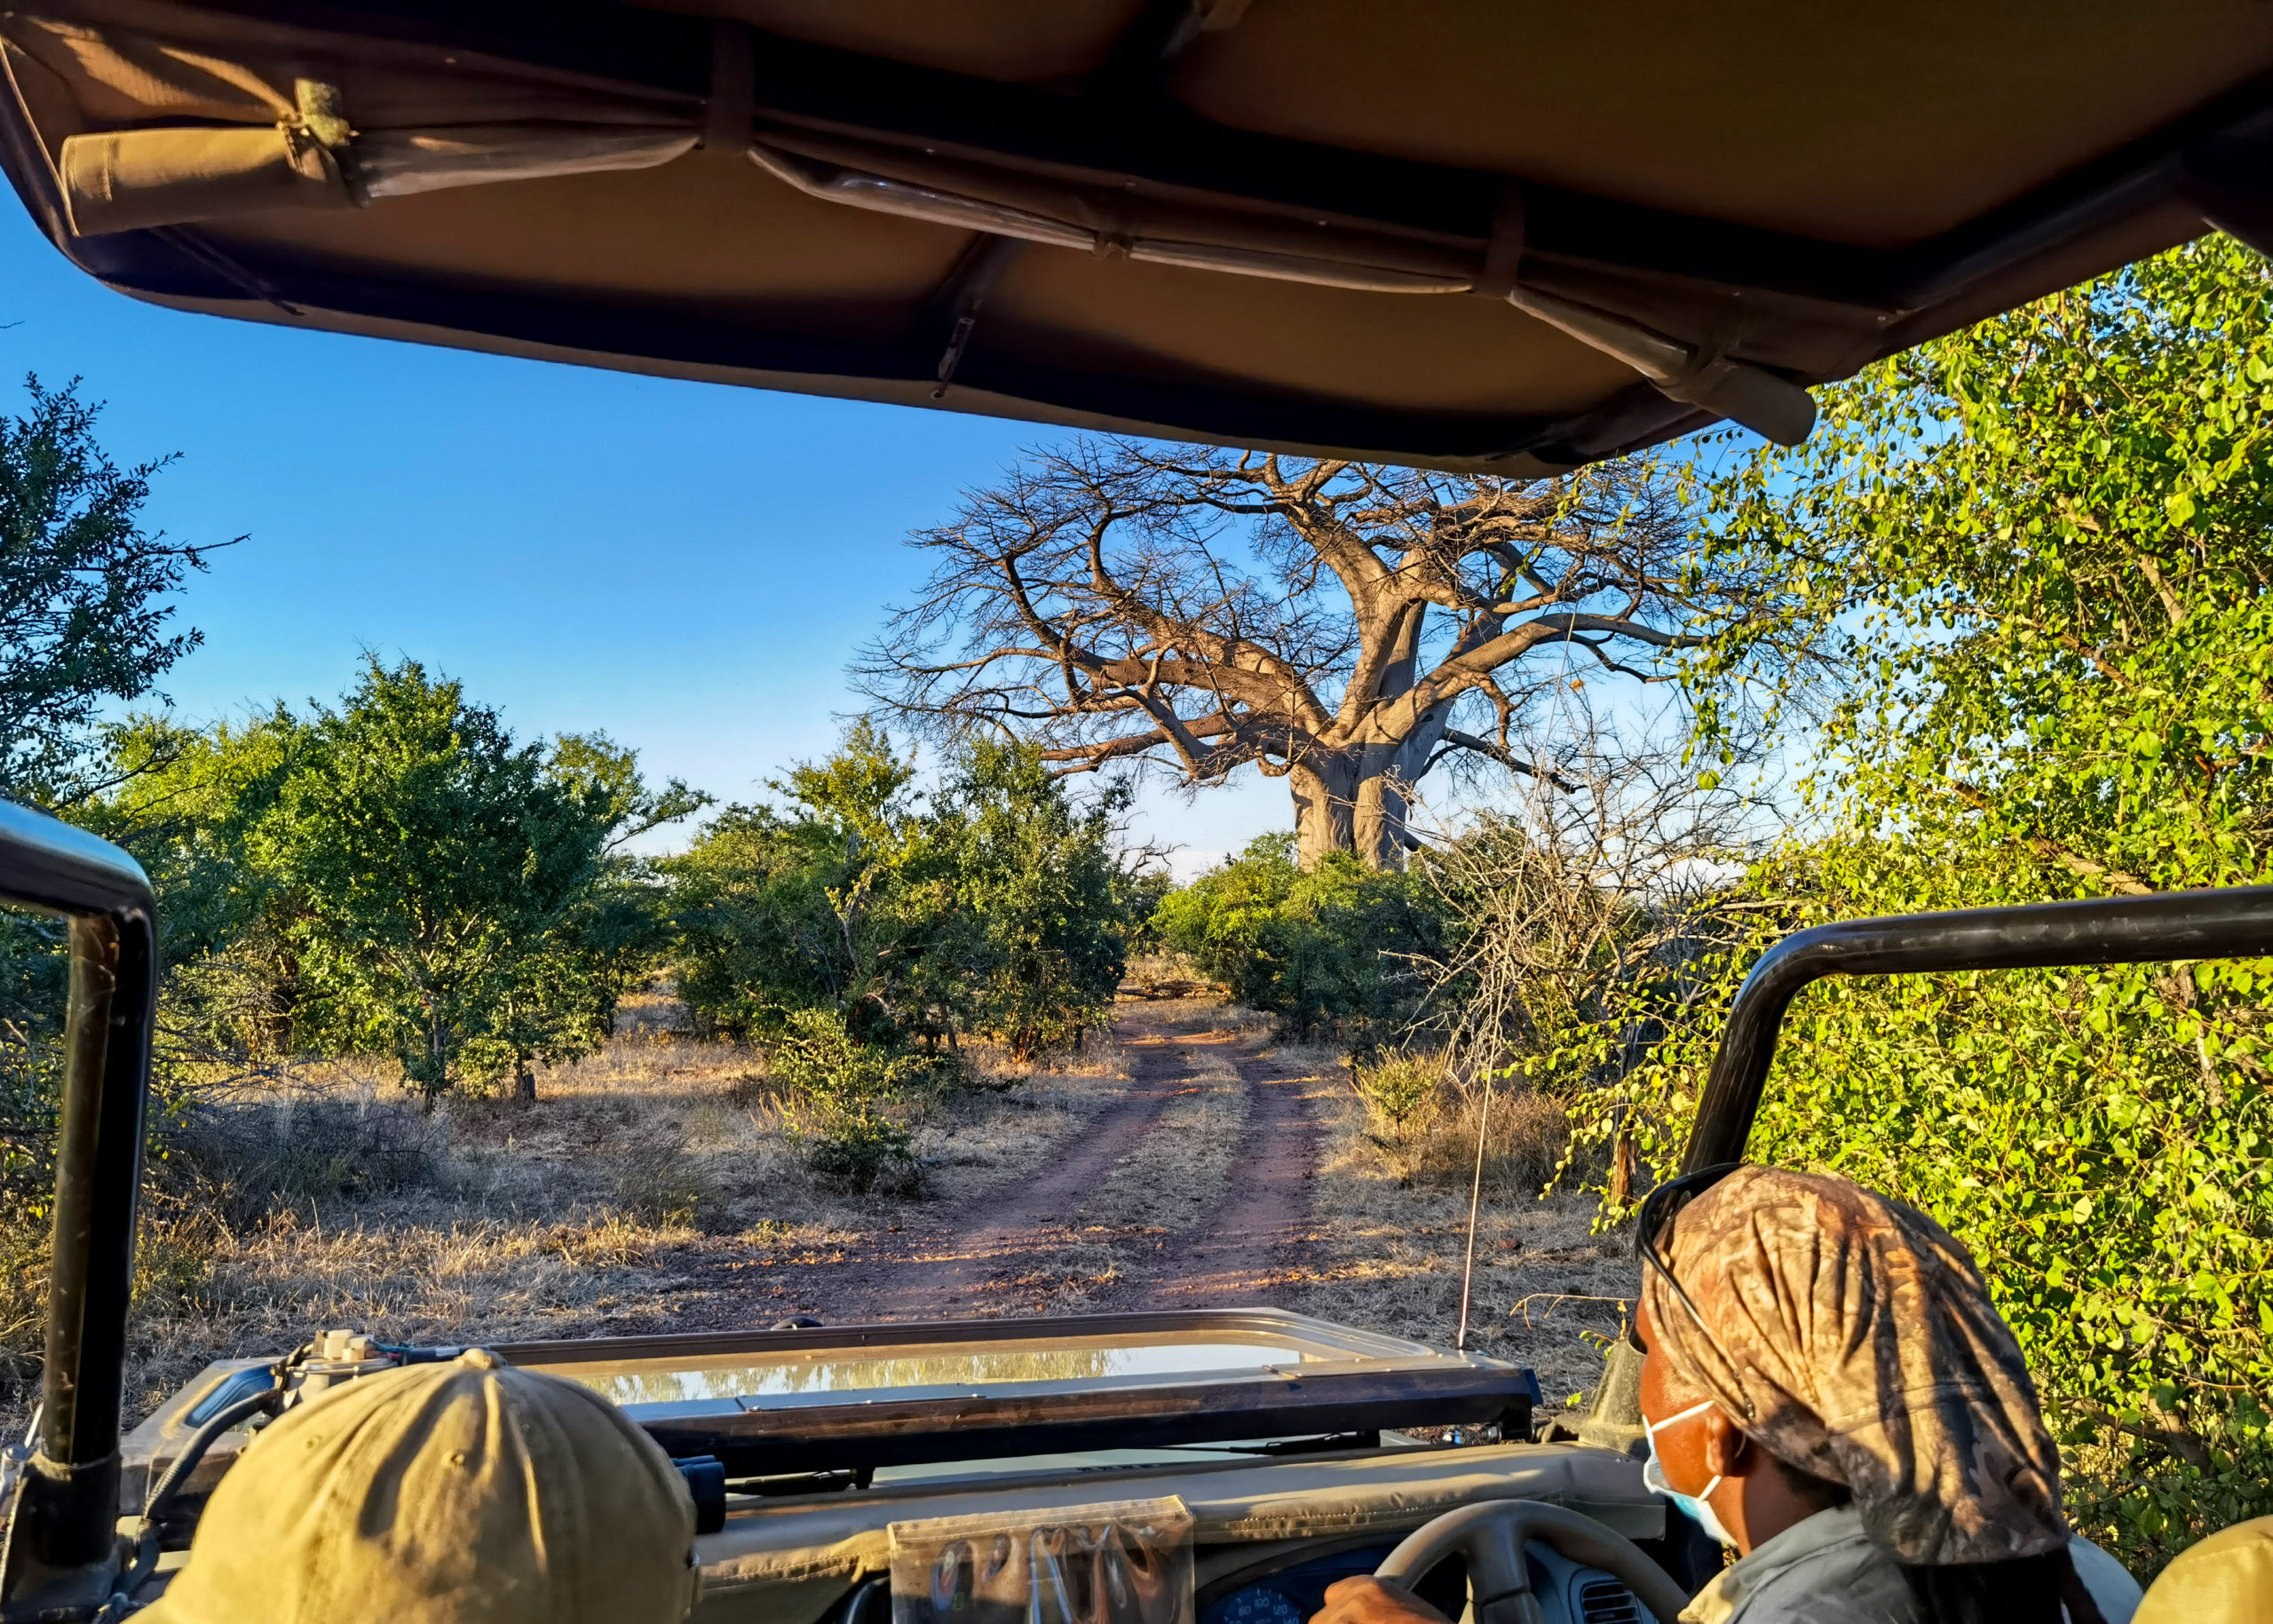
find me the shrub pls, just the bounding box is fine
[169,1096,440,1232]
[1352,1050,1574,1196]
[608,1126,716,1226]
[766,1008,954,1105]
[796,1103,923,1196]
[1633,236,2273,1573]
[1354,1053,1444,1140]
[1152,835,1443,1042]
[1,908,72,1237]
[759,1008,940,1197]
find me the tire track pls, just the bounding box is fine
[843,1032,1200,1321]
[665,1006,1327,1331]
[1131,1049,1322,1310]
[694,1029,1202,1326]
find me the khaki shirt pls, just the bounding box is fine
[1676,1507,2142,1624]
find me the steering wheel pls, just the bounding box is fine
[1375,1499,1693,1624]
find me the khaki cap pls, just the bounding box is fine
[2135,1516,2273,1624]
[143,1349,699,1624]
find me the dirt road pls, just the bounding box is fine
[678,1003,1332,1327]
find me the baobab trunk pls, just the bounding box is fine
[1290,757,1410,872]
[1290,760,1353,870]
[1352,774,1412,871]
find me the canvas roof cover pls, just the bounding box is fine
[3,0,2270,471]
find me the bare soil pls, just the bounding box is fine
[680,1007,1338,1325]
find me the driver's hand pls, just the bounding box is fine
[1310,1575,1452,1624]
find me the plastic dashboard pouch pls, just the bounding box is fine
[888,1494,1194,1624]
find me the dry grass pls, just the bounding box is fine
[0,1005,1140,1442]
[1351,1050,1586,1200]
[1405,1087,1580,1200]
[989,1231,1136,1316]
[3,992,1634,1444]
[1292,1056,1634,1420]
[906,1030,1137,1211]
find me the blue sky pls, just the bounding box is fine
[0,207,1289,872]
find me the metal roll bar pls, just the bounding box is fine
[0,804,158,1618]
[1680,882,2273,1172]
[1568,881,2273,1453]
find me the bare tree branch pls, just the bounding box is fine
[1431,729,1582,794]
[856,440,1764,867]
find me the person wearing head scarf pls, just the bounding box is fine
[136,1348,701,1624]
[1311,1167,2142,1624]
[1628,1166,2138,1624]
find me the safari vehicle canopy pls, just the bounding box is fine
[5,4,2273,1622]
[3,1,2272,471]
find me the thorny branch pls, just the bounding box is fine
[1398,707,1777,1091]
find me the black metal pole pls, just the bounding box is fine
[28,915,155,1562]
[0,804,157,1613]
[1681,883,2273,1173]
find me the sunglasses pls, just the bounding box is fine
[1626,1161,1745,1351]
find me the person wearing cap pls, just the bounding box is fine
[139,1347,701,1624]
[1311,1168,2142,1624]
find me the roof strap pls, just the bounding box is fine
[1508,285,1818,445]
[704,20,754,154]
[1469,182,1525,301]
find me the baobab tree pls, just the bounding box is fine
[859,440,1751,869]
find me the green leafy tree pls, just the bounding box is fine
[0,377,217,807]
[1153,833,1304,1004]
[669,725,1130,1058]
[0,377,211,1224]
[547,731,712,855]
[541,731,710,1047]
[34,691,700,1115]
[1155,832,1441,1042]
[91,711,309,1061]
[928,739,1130,1059]
[666,800,861,1035]
[666,720,945,1042]
[1588,235,2273,1571]
[255,659,682,1103]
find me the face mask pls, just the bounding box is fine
[1642,1398,1738,1547]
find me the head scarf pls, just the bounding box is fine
[1639,1165,2068,1566]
